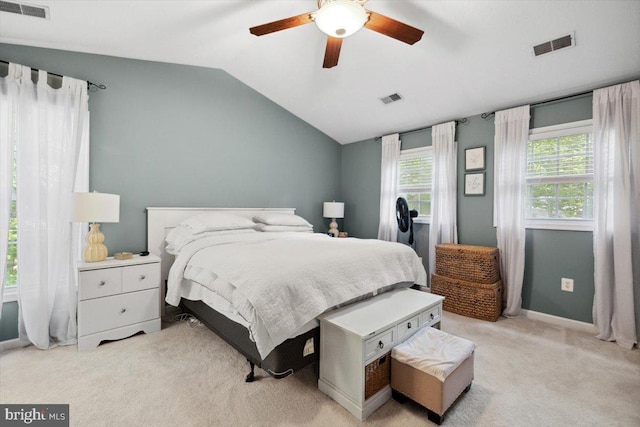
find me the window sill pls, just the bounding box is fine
[413,217,430,225]
[2,287,17,303]
[525,220,593,232]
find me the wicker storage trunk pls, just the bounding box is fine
[431,274,503,322]
[435,244,500,284]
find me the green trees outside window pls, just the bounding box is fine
[405,192,431,216]
[5,138,18,288]
[526,131,593,220]
[6,200,17,286]
[398,147,432,218]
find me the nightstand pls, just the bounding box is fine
[318,288,444,420]
[76,254,161,350]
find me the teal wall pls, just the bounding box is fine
[0,43,341,252]
[0,302,19,341]
[341,139,381,239]
[524,95,594,321]
[0,43,341,341]
[0,42,599,340]
[340,96,595,323]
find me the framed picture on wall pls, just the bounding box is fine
[465,146,486,171]
[464,172,485,196]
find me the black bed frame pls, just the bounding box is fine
[180,299,320,382]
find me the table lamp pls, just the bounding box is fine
[72,192,120,262]
[323,201,344,237]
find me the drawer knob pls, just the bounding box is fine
[140,275,146,280]
[120,308,127,314]
[430,313,435,320]
[378,340,384,349]
[407,322,412,329]
[98,281,106,286]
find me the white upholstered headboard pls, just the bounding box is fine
[146,207,296,312]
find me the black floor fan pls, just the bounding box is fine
[396,197,418,245]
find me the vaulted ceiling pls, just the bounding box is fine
[1,0,639,144]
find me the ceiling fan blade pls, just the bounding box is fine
[249,12,314,36]
[323,37,343,69]
[364,11,424,45]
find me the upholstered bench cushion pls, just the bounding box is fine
[391,326,475,424]
[391,326,476,382]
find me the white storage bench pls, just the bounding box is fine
[318,288,444,420]
[390,326,475,425]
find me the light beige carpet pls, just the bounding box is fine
[1,312,639,427]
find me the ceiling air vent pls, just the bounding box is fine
[380,93,403,105]
[532,33,575,57]
[0,1,49,19]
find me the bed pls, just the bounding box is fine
[147,207,427,381]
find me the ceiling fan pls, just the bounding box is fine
[249,0,424,69]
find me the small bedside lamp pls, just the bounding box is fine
[72,192,120,262]
[323,201,344,237]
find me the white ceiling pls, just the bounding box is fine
[1,1,639,144]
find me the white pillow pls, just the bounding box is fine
[252,213,312,227]
[180,212,256,234]
[254,223,313,232]
[166,226,255,254]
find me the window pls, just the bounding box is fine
[4,126,18,302]
[397,146,433,223]
[526,119,593,230]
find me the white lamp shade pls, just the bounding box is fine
[323,201,345,219]
[72,192,120,223]
[313,0,368,38]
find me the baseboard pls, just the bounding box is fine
[522,309,597,334]
[0,338,25,353]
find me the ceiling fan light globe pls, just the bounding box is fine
[313,0,368,38]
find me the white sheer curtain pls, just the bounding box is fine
[592,80,639,349]
[0,65,20,309]
[494,105,530,317]
[4,64,90,349]
[429,121,458,282]
[378,133,401,241]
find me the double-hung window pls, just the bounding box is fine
[4,126,18,302]
[397,146,433,223]
[525,119,594,230]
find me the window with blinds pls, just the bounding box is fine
[526,120,593,225]
[397,147,433,218]
[4,117,18,299]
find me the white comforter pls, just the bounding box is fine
[166,232,427,358]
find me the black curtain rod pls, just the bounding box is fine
[480,89,593,120]
[0,60,106,92]
[375,118,468,141]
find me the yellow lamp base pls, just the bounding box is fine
[83,223,108,262]
[328,218,339,237]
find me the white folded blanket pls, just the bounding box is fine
[392,327,476,382]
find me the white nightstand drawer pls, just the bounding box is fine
[397,314,420,342]
[79,268,122,300]
[422,305,441,327]
[122,263,160,292]
[78,288,159,336]
[365,328,394,361]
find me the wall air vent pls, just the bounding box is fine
[532,33,575,57]
[0,0,49,19]
[380,93,403,105]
